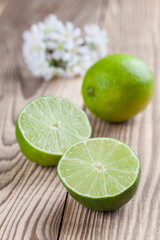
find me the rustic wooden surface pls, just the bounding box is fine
[0,0,159,239]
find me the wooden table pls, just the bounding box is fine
[0,0,159,239]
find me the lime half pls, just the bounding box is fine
[16,96,92,166]
[58,138,141,211]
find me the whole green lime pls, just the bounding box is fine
[82,54,155,122]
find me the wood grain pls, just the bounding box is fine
[0,0,160,239]
[0,0,11,18]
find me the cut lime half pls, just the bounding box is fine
[58,138,141,211]
[16,96,92,166]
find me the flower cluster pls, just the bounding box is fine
[23,14,108,81]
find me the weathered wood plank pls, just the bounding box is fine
[0,0,160,239]
[58,0,160,239]
[0,0,99,239]
[0,0,12,18]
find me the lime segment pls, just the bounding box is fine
[58,138,141,211]
[16,96,92,166]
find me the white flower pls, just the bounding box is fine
[64,21,81,39]
[84,24,108,60]
[22,14,108,81]
[44,14,65,36]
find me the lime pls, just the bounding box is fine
[58,138,141,211]
[16,96,92,166]
[82,53,155,122]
